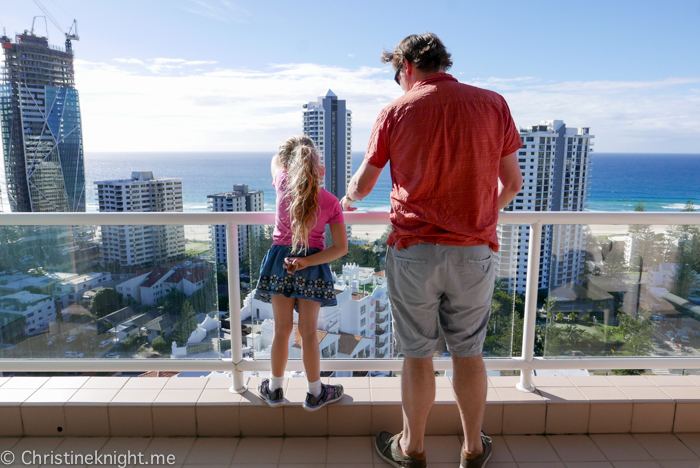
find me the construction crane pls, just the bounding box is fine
[31,0,79,51]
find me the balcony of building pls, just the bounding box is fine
[1,210,700,465]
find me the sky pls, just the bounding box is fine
[2,0,700,153]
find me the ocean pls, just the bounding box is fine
[60,151,700,214]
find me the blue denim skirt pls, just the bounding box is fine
[254,244,337,307]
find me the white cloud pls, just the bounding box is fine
[114,58,144,65]
[74,60,400,152]
[73,59,700,153]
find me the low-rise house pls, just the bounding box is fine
[144,314,177,341]
[116,272,152,303]
[115,263,212,306]
[54,272,112,308]
[0,291,56,336]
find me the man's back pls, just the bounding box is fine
[366,73,522,250]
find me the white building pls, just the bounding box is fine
[246,319,372,362]
[495,120,594,293]
[0,291,56,335]
[115,263,212,306]
[302,90,352,200]
[208,184,264,264]
[0,272,76,295]
[53,272,112,308]
[96,171,185,267]
[241,265,393,358]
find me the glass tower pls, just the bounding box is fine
[1,31,85,212]
[302,90,352,200]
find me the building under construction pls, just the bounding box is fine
[1,28,85,212]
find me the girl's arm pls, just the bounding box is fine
[284,223,348,272]
[271,154,284,179]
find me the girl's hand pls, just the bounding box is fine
[341,196,357,211]
[284,257,310,273]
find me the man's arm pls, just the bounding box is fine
[341,159,383,211]
[498,151,523,210]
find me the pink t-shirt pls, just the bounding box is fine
[272,170,344,250]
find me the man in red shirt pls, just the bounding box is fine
[342,33,522,468]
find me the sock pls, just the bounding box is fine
[269,374,284,392]
[308,379,323,398]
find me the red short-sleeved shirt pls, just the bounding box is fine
[365,73,522,252]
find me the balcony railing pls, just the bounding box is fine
[1,210,700,396]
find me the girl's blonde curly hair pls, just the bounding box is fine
[277,135,322,254]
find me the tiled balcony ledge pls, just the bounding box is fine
[1,375,700,438]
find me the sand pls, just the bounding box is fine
[588,224,670,236]
[184,222,668,243]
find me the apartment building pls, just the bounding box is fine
[96,171,185,267]
[208,184,264,264]
[496,120,594,293]
[302,90,352,199]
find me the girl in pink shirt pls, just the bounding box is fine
[254,135,348,411]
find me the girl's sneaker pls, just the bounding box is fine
[303,383,344,411]
[257,378,285,407]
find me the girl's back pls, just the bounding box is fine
[272,169,343,250]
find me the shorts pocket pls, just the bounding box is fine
[392,255,427,271]
[467,254,492,263]
[394,256,427,264]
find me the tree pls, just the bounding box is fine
[161,288,186,316]
[249,226,274,286]
[173,300,198,346]
[217,270,228,285]
[330,242,381,274]
[568,312,578,322]
[89,288,122,319]
[617,313,654,356]
[190,279,216,314]
[152,336,169,353]
[483,284,525,357]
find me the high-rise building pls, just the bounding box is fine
[302,90,352,199]
[1,30,85,212]
[96,172,185,267]
[495,120,594,293]
[208,184,264,264]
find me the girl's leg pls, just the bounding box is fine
[296,298,322,383]
[270,295,296,377]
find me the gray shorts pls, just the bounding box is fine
[386,243,495,358]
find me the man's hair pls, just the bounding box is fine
[381,33,453,72]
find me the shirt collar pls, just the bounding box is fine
[414,72,458,88]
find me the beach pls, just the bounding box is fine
[185,223,673,242]
[184,223,391,242]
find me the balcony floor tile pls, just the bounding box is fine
[2,433,700,466]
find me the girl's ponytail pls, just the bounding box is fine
[278,136,321,253]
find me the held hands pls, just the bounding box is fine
[284,257,310,273]
[340,196,357,212]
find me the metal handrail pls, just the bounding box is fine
[2,210,700,394]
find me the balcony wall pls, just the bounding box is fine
[1,374,700,438]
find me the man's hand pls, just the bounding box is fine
[341,196,357,212]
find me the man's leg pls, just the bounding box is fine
[452,354,487,454]
[399,356,435,455]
